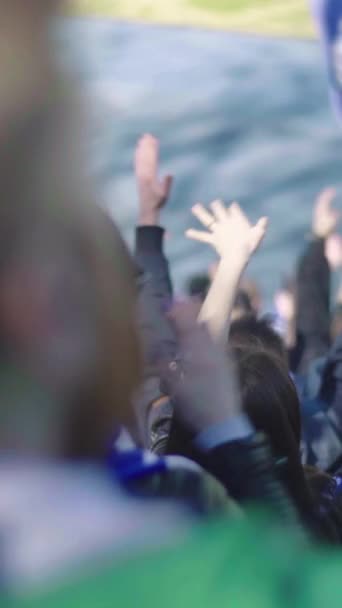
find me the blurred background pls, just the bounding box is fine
[61,0,341,307]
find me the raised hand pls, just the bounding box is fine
[312,187,340,239]
[325,233,342,270]
[135,134,173,225]
[186,201,268,344]
[163,301,241,434]
[274,289,296,323]
[186,200,268,265]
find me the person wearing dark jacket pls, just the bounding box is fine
[294,188,342,476]
[294,237,330,374]
[294,187,340,375]
[133,135,177,448]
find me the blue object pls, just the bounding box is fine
[108,449,167,483]
[312,0,342,119]
[194,414,254,453]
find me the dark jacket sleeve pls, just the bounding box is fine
[135,226,173,299]
[314,333,342,475]
[134,227,177,448]
[201,434,301,527]
[135,226,176,368]
[201,435,341,543]
[294,238,331,374]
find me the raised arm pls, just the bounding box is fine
[186,200,268,344]
[162,302,302,530]
[134,134,174,298]
[295,188,339,374]
[133,134,177,448]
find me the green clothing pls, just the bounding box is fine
[7,516,342,608]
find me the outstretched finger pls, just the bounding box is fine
[192,203,215,229]
[255,216,269,232]
[229,201,249,224]
[135,134,158,175]
[251,217,268,251]
[210,199,227,222]
[185,229,213,244]
[317,187,337,209]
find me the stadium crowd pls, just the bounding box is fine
[2,1,342,606]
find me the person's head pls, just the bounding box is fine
[234,348,301,451]
[0,92,141,461]
[231,290,253,321]
[186,273,210,302]
[230,315,288,368]
[233,347,309,506]
[239,278,262,316]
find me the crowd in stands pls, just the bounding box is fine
[3,2,342,606]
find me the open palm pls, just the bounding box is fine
[186,200,268,262]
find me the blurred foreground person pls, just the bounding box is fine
[0,91,177,594]
[0,6,191,595]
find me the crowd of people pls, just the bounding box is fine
[3,2,342,606]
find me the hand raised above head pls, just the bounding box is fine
[274,289,296,323]
[325,232,342,270]
[185,201,268,344]
[135,134,173,225]
[312,187,340,239]
[186,200,268,266]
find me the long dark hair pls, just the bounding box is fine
[234,347,342,542]
[234,348,301,457]
[233,347,309,504]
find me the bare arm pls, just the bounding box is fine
[198,257,245,344]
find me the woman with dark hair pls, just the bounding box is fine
[179,196,342,543]
[234,347,342,544]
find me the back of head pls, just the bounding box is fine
[232,347,322,520]
[230,315,288,369]
[234,348,342,543]
[234,348,301,453]
[231,290,253,321]
[0,81,141,460]
[186,273,211,302]
[239,278,262,316]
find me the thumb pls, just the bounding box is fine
[160,175,173,199]
[251,217,268,252]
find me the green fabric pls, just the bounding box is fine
[6,517,342,608]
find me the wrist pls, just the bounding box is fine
[138,210,160,226]
[312,230,327,240]
[217,255,248,276]
[312,224,330,240]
